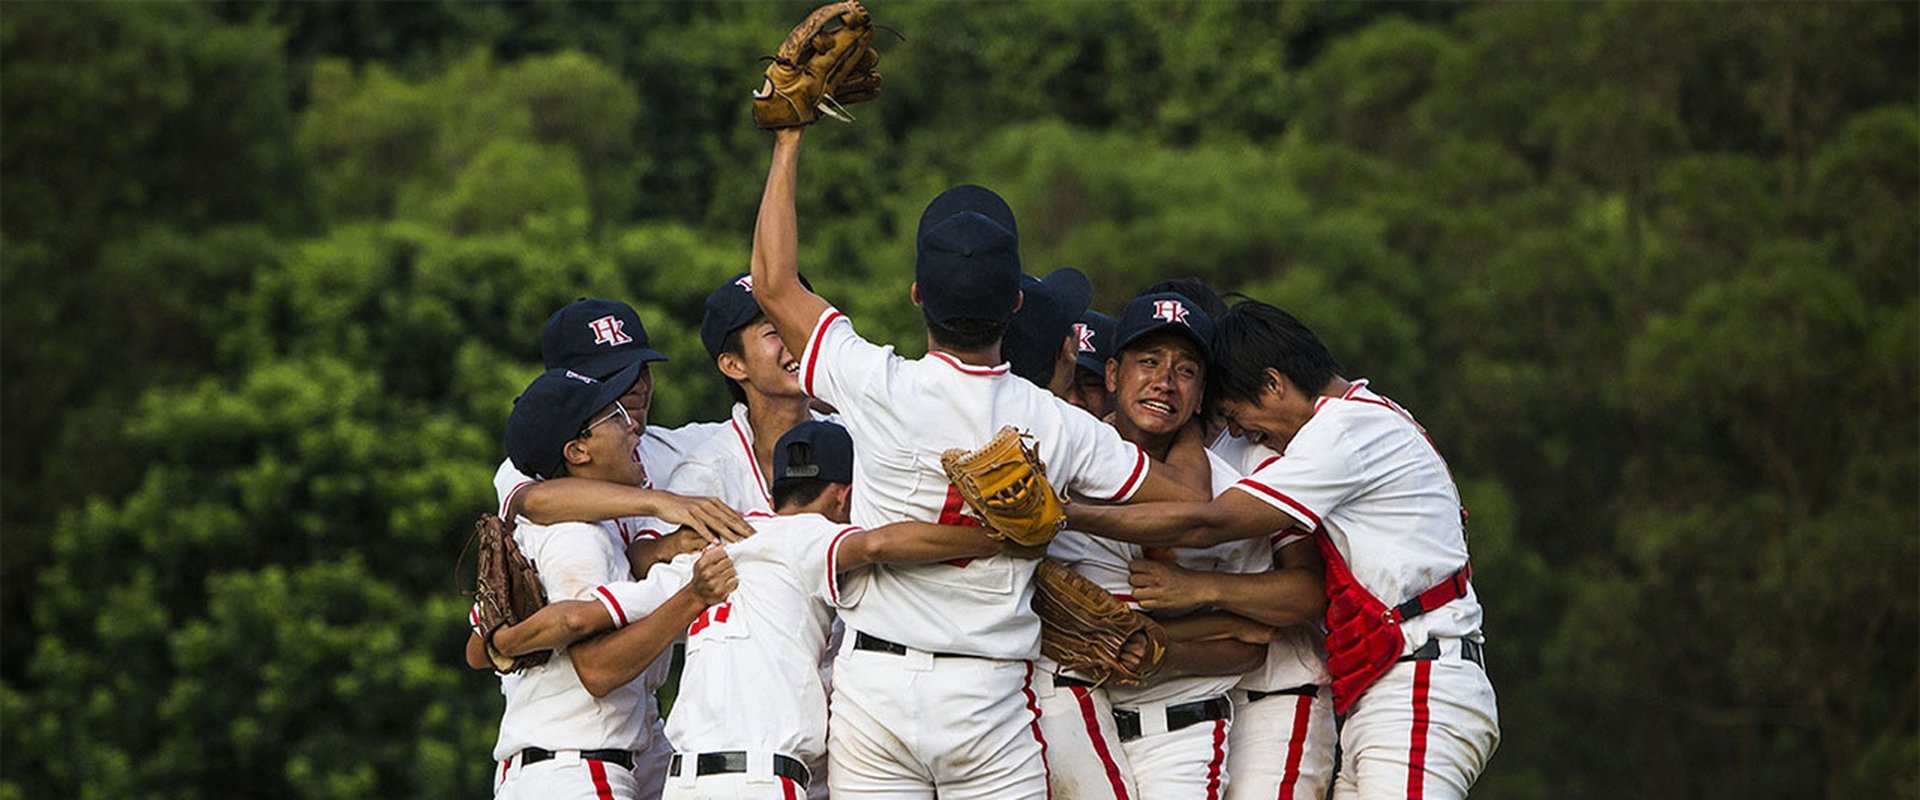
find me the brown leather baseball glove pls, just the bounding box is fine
[1033,559,1168,687]
[470,514,550,673]
[752,1,886,128]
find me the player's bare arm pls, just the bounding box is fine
[1158,610,1276,647]
[749,127,831,361]
[1158,633,1268,678]
[625,526,707,579]
[834,522,1041,572]
[1127,538,1326,627]
[511,478,752,542]
[1069,486,1294,547]
[572,547,738,697]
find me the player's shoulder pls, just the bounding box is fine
[513,518,616,555]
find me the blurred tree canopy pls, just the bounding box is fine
[2,3,1914,798]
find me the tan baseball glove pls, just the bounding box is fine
[752,1,885,129]
[941,426,1068,548]
[1033,559,1169,687]
[471,514,550,673]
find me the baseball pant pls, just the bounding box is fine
[1113,695,1232,800]
[636,727,673,800]
[827,639,1049,799]
[1223,687,1335,800]
[661,751,812,800]
[1034,676,1138,800]
[1331,643,1499,800]
[496,752,645,800]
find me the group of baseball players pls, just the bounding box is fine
[465,121,1501,799]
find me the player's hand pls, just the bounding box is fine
[652,492,754,543]
[1128,556,1208,614]
[1221,614,1276,646]
[999,540,1051,560]
[1117,629,1153,675]
[690,546,739,606]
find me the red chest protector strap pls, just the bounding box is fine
[1315,531,1471,715]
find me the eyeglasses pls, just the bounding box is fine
[579,404,634,438]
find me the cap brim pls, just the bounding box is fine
[590,360,645,415]
[1115,321,1212,361]
[575,348,667,382]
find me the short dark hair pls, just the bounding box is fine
[771,477,834,511]
[1208,300,1342,403]
[716,324,752,405]
[924,309,1007,351]
[1141,277,1229,319]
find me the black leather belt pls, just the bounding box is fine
[1397,638,1485,668]
[1112,695,1232,743]
[1054,674,1097,689]
[852,631,982,659]
[517,747,635,770]
[1243,683,1320,704]
[667,751,810,787]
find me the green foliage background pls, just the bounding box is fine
[2,2,1914,797]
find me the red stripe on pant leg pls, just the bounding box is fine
[499,758,510,787]
[588,758,615,800]
[1406,660,1433,800]
[1072,686,1132,800]
[782,776,800,800]
[1275,693,1314,799]
[1022,662,1054,800]
[1204,718,1228,800]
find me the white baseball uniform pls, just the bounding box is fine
[658,403,843,800]
[1204,434,1337,800]
[595,512,858,799]
[1232,380,1498,800]
[1099,452,1269,800]
[490,518,673,800]
[798,307,1152,799]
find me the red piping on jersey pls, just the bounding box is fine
[1072,686,1133,800]
[500,480,534,518]
[1105,447,1149,502]
[1233,479,1322,531]
[1277,693,1314,799]
[587,758,614,800]
[1406,660,1433,799]
[1253,454,1282,473]
[745,510,777,519]
[826,526,861,605]
[1203,718,1228,800]
[801,310,844,396]
[731,417,774,508]
[1022,662,1055,800]
[596,585,629,627]
[928,351,1010,376]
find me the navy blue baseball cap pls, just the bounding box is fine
[699,271,814,360]
[772,420,855,486]
[1073,309,1118,375]
[1114,291,1216,360]
[541,298,667,380]
[505,362,642,481]
[1004,268,1093,388]
[915,185,1023,324]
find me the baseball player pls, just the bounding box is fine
[495,297,751,546]
[1065,307,1118,420]
[487,421,1043,798]
[744,126,1208,799]
[483,364,703,800]
[1004,268,1094,397]
[1066,300,1501,800]
[1050,292,1275,800]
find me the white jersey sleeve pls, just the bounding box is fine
[591,554,695,629]
[1044,398,1151,503]
[797,307,893,409]
[1230,427,1361,533]
[494,458,536,519]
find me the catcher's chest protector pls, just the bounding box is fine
[1315,531,1470,715]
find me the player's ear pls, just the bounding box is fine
[716,352,751,382]
[1105,357,1119,394]
[562,437,594,468]
[1262,367,1288,404]
[909,282,922,307]
[828,483,854,521]
[1012,290,1024,313]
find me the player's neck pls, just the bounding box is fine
[925,334,1003,368]
[743,389,813,478]
[1114,417,1177,463]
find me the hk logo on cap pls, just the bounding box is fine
[734,275,754,292]
[1075,322,1098,353]
[1152,300,1191,326]
[589,315,633,346]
